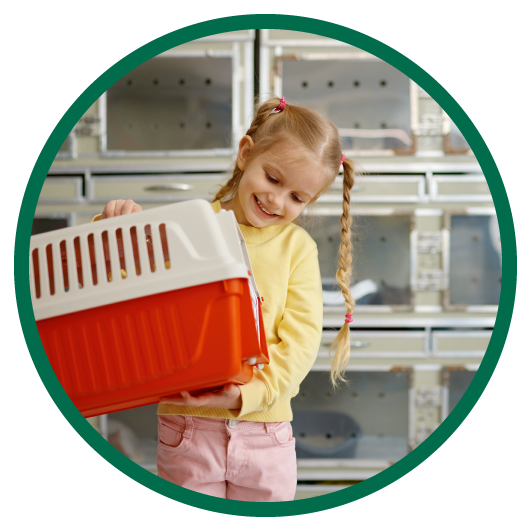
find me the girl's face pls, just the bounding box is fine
[225,136,326,227]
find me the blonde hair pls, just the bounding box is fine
[215,97,356,387]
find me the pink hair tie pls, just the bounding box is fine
[272,96,286,113]
[345,313,353,323]
[340,154,346,164]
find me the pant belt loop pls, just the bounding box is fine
[265,422,275,434]
[183,416,193,439]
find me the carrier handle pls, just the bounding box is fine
[143,184,194,192]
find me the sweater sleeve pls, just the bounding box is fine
[236,243,323,417]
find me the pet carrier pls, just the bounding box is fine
[30,199,269,417]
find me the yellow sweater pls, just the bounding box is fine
[94,200,323,422]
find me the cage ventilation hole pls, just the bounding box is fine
[152,78,159,86]
[380,80,387,86]
[325,432,334,439]
[180,122,185,129]
[353,80,360,87]
[126,79,133,87]
[354,123,360,129]
[179,78,185,85]
[302,81,308,88]
[381,122,387,129]
[206,122,212,129]
[328,81,334,88]
[205,78,212,85]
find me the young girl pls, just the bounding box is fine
[96,96,356,502]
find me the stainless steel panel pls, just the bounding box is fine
[90,174,225,202]
[448,215,501,306]
[319,330,427,358]
[304,213,412,306]
[321,175,425,203]
[39,177,82,202]
[449,119,470,151]
[294,485,348,500]
[432,175,491,202]
[293,371,409,461]
[282,59,411,150]
[55,133,75,159]
[106,56,232,151]
[433,330,491,357]
[448,370,476,414]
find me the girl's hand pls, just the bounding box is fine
[100,199,142,220]
[160,383,242,410]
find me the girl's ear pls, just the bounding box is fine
[237,135,255,170]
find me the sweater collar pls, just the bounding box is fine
[211,200,288,244]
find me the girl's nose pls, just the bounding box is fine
[267,194,283,213]
[267,191,284,210]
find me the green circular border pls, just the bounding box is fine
[14,15,516,517]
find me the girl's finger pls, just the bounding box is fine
[114,199,125,217]
[132,202,143,213]
[122,199,136,216]
[101,200,116,219]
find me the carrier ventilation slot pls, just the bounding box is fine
[32,248,41,299]
[45,244,55,295]
[159,223,171,269]
[59,240,69,292]
[87,234,97,285]
[130,226,141,275]
[74,236,83,288]
[31,222,174,301]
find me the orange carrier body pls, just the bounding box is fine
[30,201,269,418]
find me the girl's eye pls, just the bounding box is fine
[266,173,303,203]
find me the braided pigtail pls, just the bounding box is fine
[329,157,356,388]
[214,97,284,202]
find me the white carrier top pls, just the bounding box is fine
[30,199,260,322]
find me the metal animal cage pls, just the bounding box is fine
[302,209,416,310]
[292,371,410,461]
[443,210,501,310]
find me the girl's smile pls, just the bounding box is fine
[254,194,279,218]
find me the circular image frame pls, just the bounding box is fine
[14,14,516,517]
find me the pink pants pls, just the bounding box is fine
[157,415,297,501]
